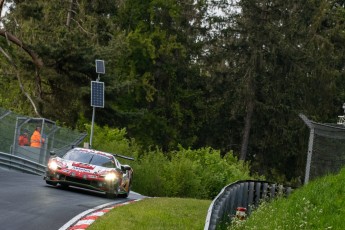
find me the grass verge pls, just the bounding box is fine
[88,197,211,230]
[230,168,345,229]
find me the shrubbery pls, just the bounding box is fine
[133,147,253,199]
[88,124,254,199]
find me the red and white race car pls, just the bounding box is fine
[44,147,133,198]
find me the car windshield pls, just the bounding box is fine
[63,149,115,168]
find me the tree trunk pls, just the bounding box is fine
[240,99,254,161]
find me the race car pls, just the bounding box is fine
[44,147,134,198]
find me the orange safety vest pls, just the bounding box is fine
[30,130,44,148]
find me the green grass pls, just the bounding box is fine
[88,197,211,230]
[89,168,345,230]
[230,168,345,230]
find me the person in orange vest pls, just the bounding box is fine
[30,126,45,148]
[18,130,30,146]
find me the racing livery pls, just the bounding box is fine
[44,147,133,198]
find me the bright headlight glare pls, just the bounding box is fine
[48,161,58,171]
[104,173,117,181]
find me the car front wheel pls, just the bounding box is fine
[105,192,116,199]
[117,191,129,198]
[46,180,57,186]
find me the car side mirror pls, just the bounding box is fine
[121,165,131,171]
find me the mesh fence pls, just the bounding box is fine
[0,107,87,165]
[300,113,345,183]
[310,122,345,181]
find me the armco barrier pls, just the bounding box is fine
[0,151,45,175]
[204,180,293,230]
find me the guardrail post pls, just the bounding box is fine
[223,189,231,219]
[247,182,254,214]
[218,196,226,222]
[262,183,268,199]
[243,182,249,208]
[235,184,242,208]
[255,182,261,205]
[270,184,276,198]
[229,188,236,218]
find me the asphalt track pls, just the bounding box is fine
[0,169,144,230]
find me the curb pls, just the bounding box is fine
[61,199,143,230]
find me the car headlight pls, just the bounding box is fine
[104,173,117,181]
[48,161,58,171]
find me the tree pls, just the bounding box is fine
[201,0,345,181]
[1,0,120,123]
[103,0,209,150]
[0,0,43,115]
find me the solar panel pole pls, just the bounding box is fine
[90,100,96,149]
[90,60,105,149]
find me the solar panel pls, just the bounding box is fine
[91,81,104,108]
[95,60,105,74]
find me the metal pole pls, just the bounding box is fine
[304,127,315,184]
[12,117,20,155]
[89,106,96,149]
[89,75,100,149]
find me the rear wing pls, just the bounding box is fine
[113,153,135,161]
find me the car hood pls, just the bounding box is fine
[55,157,116,176]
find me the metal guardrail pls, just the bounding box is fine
[204,180,293,230]
[0,151,46,175]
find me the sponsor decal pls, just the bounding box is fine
[73,167,92,173]
[72,162,95,170]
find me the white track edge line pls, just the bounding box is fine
[58,201,119,230]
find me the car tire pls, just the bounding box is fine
[46,180,57,186]
[60,183,69,189]
[117,184,131,198]
[105,192,116,199]
[117,192,129,198]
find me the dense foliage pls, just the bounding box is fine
[89,124,253,199]
[133,147,252,199]
[1,0,345,184]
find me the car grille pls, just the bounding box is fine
[65,176,91,186]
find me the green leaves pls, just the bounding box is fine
[132,146,253,199]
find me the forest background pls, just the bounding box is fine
[1,0,345,186]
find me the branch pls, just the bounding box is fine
[0,29,44,68]
[0,0,4,17]
[66,0,75,27]
[71,18,94,35]
[0,45,42,117]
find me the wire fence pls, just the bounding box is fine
[299,114,345,184]
[0,107,87,165]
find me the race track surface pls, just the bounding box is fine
[0,169,143,230]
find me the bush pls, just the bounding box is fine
[88,124,254,199]
[132,146,253,199]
